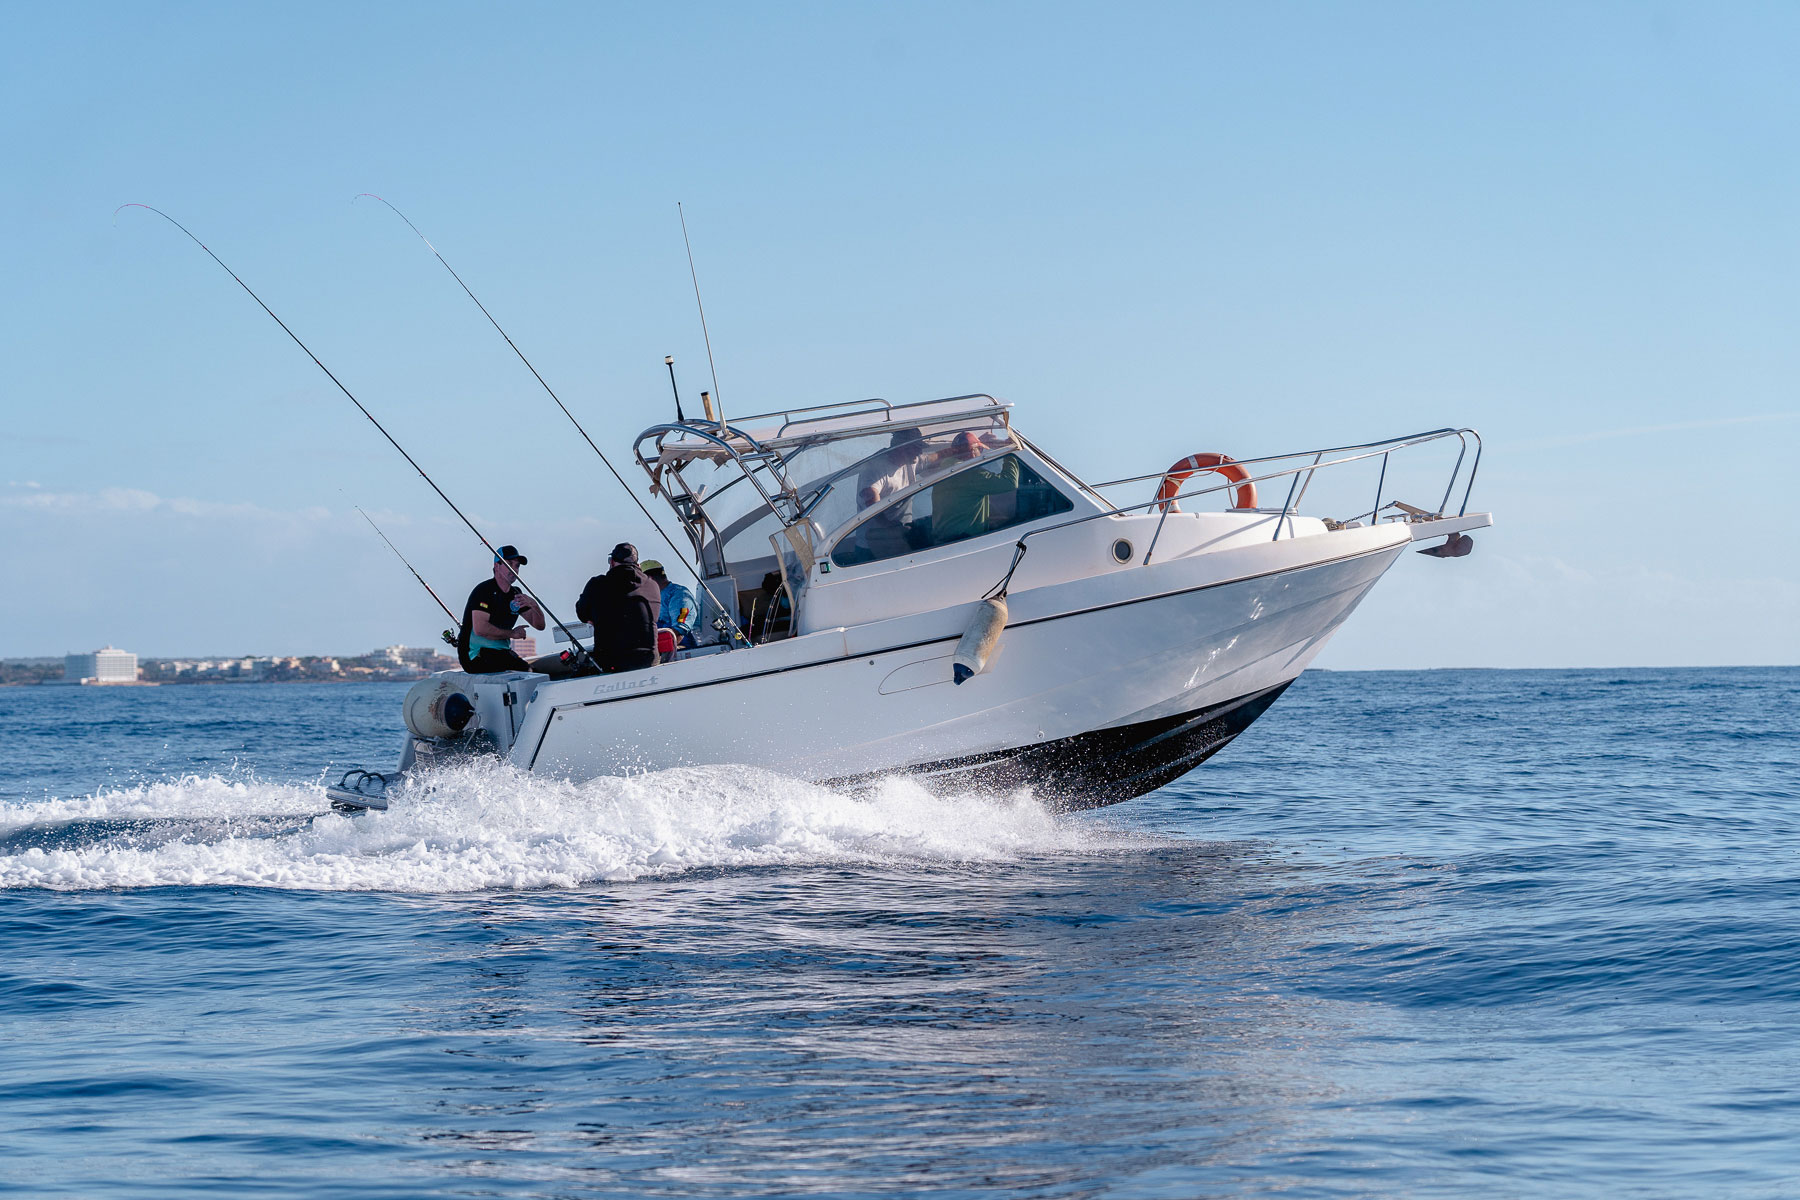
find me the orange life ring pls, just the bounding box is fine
[1155,452,1257,513]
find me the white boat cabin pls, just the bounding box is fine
[634,394,1316,643]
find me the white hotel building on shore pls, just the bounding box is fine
[65,646,139,683]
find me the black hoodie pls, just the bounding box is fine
[576,562,661,672]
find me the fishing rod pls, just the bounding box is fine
[117,203,596,668]
[354,193,748,643]
[354,505,460,640]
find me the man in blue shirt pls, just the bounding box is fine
[642,560,698,648]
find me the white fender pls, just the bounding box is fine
[952,596,1008,685]
[402,676,477,740]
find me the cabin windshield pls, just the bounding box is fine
[794,423,1019,544]
[830,452,1074,568]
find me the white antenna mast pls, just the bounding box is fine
[678,202,725,432]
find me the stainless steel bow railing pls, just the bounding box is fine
[986,427,1482,595]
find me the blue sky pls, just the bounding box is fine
[3,2,1795,667]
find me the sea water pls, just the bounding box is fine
[0,669,1794,1198]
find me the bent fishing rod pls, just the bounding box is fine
[353,193,748,643]
[354,505,461,644]
[117,203,597,668]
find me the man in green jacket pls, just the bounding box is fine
[930,432,1020,545]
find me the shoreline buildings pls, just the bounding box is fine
[63,646,141,685]
[10,645,455,687]
[142,646,452,683]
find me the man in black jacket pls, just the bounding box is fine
[576,542,661,673]
[457,545,545,674]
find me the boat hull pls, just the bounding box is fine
[834,679,1294,809]
[505,527,1410,806]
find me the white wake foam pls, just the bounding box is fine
[0,762,1113,892]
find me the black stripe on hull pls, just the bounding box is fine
[832,679,1294,811]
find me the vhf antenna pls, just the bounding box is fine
[664,355,685,423]
[678,202,726,432]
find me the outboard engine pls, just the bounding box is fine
[332,673,543,813]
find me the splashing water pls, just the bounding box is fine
[0,760,1117,892]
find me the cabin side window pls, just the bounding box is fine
[830,454,1074,568]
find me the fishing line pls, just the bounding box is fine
[117,202,594,666]
[354,193,746,643]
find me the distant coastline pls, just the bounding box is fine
[0,648,457,688]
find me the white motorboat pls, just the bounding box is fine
[328,394,1489,813]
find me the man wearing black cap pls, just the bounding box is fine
[575,542,661,673]
[457,545,545,674]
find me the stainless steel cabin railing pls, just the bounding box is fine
[986,427,1482,594]
[770,398,893,438]
[635,396,1014,519]
[769,394,1004,440]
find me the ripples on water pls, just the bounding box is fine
[0,669,1794,1198]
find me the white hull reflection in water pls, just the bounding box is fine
[338,395,1489,810]
[0,761,1122,892]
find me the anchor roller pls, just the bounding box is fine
[1417,532,1475,558]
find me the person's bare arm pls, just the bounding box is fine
[515,595,546,630]
[469,610,525,641]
